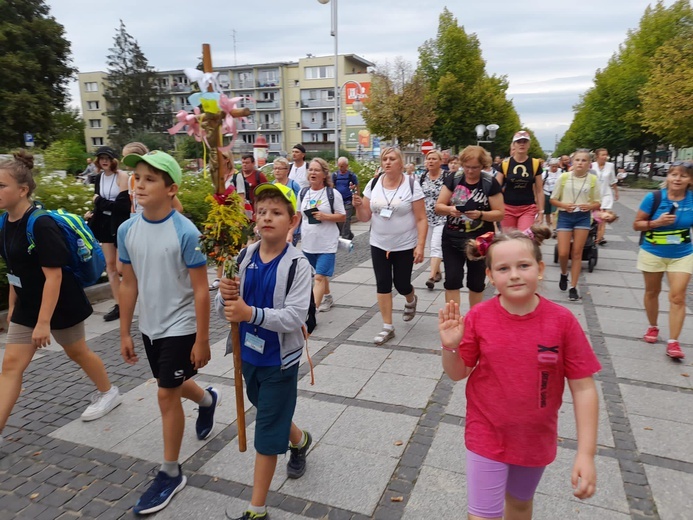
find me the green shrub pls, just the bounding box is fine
[177,171,215,228]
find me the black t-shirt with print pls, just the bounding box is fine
[442,173,502,249]
[502,157,541,206]
[0,207,92,329]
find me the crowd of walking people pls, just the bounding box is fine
[0,135,690,520]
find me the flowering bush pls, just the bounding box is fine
[176,171,215,229]
[198,192,250,276]
[34,172,94,216]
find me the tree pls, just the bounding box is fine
[361,57,436,146]
[559,0,693,166]
[418,8,521,152]
[44,139,88,174]
[104,20,162,149]
[0,0,75,149]
[49,107,85,143]
[641,33,693,148]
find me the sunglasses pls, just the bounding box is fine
[672,161,693,168]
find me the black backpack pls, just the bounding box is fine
[368,173,416,193]
[231,170,262,199]
[453,170,494,198]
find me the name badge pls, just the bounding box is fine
[244,332,265,354]
[380,207,393,219]
[665,235,682,245]
[7,273,22,288]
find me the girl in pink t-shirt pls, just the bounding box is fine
[438,225,601,520]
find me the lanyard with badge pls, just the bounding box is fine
[380,176,403,219]
[2,207,32,288]
[570,174,589,212]
[243,249,266,354]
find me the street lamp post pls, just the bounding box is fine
[475,123,500,159]
[318,0,339,161]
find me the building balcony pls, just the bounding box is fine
[263,122,282,130]
[302,121,332,130]
[257,80,280,88]
[238,122,258,131]
[255,99,280,110]
[170,84,191,93]
[300,99,335,109]
[232,80,255,89]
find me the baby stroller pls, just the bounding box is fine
[553,219,599,273]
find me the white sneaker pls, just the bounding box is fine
[81,386,122,422]
[318,294,333,313]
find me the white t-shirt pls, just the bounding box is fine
[299,187,346,254]
[364,175,425,252]
[224,172,246,196]
[289,163,309,189]
[592,162,616,198]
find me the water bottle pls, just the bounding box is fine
[338,238,353,253]
[76,239,91,262]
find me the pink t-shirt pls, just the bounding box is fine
[459,295,601,467]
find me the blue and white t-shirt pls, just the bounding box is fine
[117,210,206,339]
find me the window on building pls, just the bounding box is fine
[294,80,300,87]
[258,69,279,85]
[92,137,104,146]
[87,101,100,110]
[305,66,335,80]
[321,89,335,101]
[311,133,320,142]
[174,75,189,85]
[269,134,280,144]
[158,78,169,88]
[242,134,256,144]
[84,82,98,92]
[88,119,102,129]
[262,91,275,101]
[295,101,300,108]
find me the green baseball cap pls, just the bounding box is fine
[122,150,182,185]
[254,182,297,211]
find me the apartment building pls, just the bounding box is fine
[77,54,373,157]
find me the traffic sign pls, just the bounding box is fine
[24,133,35,148]
[421,140,434,154]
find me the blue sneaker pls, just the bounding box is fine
[196,387,221,440]
[133,467,186,515]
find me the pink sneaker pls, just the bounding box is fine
[643,326,659,344]
[666,341,685,359]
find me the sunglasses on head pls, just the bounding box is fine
[672,161,693,168]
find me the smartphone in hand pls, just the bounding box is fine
[668,202,679,215]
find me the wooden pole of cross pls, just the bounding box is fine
[202,43,248,452]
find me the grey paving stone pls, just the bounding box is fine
[298,364,375,398]
[356,371,438,409]
[330,283,378,308]
[644,465,693,520]
[201,397,345,491]
[377,350,443,380]
[331,268,376,285]
[621,383,693,424]
[538,448,630,513]
[397,315,445,351]
[320,406,418,458]
[423,422,465,474]
[320,344,391,371]
[401,465,466,520]
[346,314,421,346]
[630,415,693,463]
[312,308,367,339]
[280,443,398,516]
[445,379,468,418]
[598,306,693,340]
[532,494,632,519]
[610,354,693,390]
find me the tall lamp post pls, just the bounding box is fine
[317,0,339,160]
[338,79,364,156]
[475,123,500,158]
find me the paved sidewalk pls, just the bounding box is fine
[1,189,692,519]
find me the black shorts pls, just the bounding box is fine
[142,333,197,388]
[442,239,487,293]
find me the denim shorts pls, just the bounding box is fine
[303,252,336,277]
[556,210,591,231]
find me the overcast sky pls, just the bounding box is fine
[46,0,674,151]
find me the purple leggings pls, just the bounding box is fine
[466,450,545,518]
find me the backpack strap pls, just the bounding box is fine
[286,258,298,295]
[25,209,49,253]
[640,190,663,245]
[501,159,510,176]
[419,171,427,185]
[368,175,380,191]
[480,172,493,198]
[409,174,415,195]
[299,187,309,207]
[236,248,248,272]
[531,158,541,176]
[326,186,335,214]
[0,212,7,231]
[255,170,261,184]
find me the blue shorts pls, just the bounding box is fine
[556,210,591,231]
[242,363,299,455]
[303,252,336,277]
